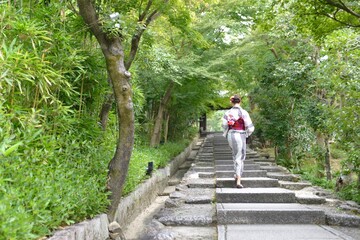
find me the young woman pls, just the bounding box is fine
[222,95,255,188]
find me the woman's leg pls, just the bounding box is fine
[228,131,244,186]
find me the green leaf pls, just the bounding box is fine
[3,141,23,156]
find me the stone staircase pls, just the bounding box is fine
[136,132,359,240]
[212,134,326,227]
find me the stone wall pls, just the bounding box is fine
[47,136,199,240]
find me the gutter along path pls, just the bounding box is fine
[124,132,360,240]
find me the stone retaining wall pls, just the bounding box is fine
[115,137,198,227]
[48,136,199,240]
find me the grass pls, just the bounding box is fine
[123,139,191,196]
[257,146,360,204]
[0,119,195,240]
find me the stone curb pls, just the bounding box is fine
[46,136,200,240]
[326,213,360,227]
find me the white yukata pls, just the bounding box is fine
[222,106,255,177]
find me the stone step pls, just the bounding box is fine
[216,188,296,203]
[295,192,327,204]
[216,164,260,171]
[252,158,276,163]
[218,225,353,240]
[216,170,267,178]
[193,167,214,172]
[213,154,232,159]
[155,204,215,226]
[213,149,232,152]
[186,178,216,188]
[197,153,213,158]
[196,157,213,162]
[260,165,287,172]
[216,177,280,188]
[267,172,301,182]
[213,142,229,145]
[246,154,262,159]
[215,160,255,165]
[213,151,259,155]
[217,203,325,224]
[199,172,215,178]
[214,155,261,161]
[279,180,312,190]
[255,161,275,166]
[195,162,214,167]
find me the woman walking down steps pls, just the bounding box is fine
[222,95,254,188]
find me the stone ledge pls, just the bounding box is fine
[326,213,360,227]
[47,214,109,240]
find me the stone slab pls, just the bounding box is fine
[215,160,255,165]
[216,177,280,188]
[186,178,216,188]
[199,172,216,178]
[267,172,301,181]
[216,170,268,178]
[216,187,296,203]
[217,203,325,224]
[216,164,260,171]
[279,180,312,190]
[145,226,217,240]
[195,162,214,167]
[193,167,214,172]
[159,186,176,196]
[261,165,287,172]
[218,224,354,240]
[169,188,215,204]
[295,192,326,204]
[326,213,360,227]
[155,204,215,226]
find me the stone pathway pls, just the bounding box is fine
[127,132,360,240]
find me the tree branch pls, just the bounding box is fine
[321,12,360,27]
[323,0,360,18]
[77,0,108,49]
[68,1,79,15]
[139,0,153,21]
[125,7,160,69]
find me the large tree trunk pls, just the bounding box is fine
[105,46,134,221]
[150,81,175,147]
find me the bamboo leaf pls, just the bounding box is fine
[3,141,23,157]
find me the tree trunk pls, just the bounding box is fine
[324,136,332,181]
[199,113,206,134]
[274,145,278,162]
[150,81,175,147]
[106,49,134,221]
[77,0,134,222]
[151,102,165,147]
[315,131,325,176]
[164,112,170,144]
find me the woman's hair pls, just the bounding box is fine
[230,94,241,103]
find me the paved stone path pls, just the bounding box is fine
[127,132,360,240]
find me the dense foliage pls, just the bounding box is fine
[0,0,359,238]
